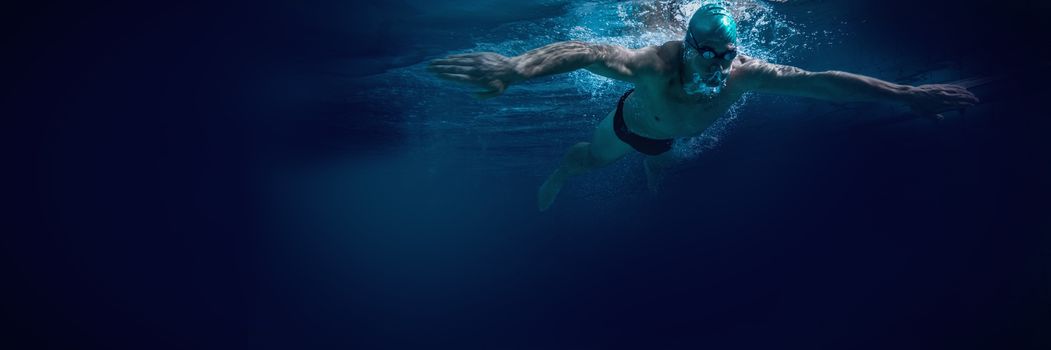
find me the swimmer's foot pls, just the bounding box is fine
[538,169,568,211]
[644,157,664,193]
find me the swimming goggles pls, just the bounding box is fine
[685,30,737,62]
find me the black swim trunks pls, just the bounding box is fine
[613,89,673,156]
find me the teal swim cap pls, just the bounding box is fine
[688,3,738,43]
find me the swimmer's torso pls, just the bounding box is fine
[619,41,751,139]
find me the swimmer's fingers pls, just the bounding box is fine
[430,52,514,99]
[934,89,973,101]
[427,64,477,75]
[431,52,501,65]
[946,94,979,109]
[944,85,980,104]
[919,84,980,105]
[932,87,977,117]
[951,90,979,104]
[433,73,506,98]
[430,57,475,66]
[434,73,474,83]
[445,53,481,59]
[429,61,489,85]
[913,86,979,117]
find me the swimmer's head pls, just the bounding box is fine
[687,3,738,44]
[681,3,739,97]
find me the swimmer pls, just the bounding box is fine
[428,3,979,211]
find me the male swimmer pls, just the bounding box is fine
[428,3,978,211]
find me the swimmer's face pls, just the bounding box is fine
[682,29,736,96]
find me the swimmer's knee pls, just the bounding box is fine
[564,142,590,165]
[561,142,595,168]
[564,141,620,171]
[583,142,623,167]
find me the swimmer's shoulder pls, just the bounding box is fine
[728,54,775,90]
[733,54,767,71]
[636,41,685,78]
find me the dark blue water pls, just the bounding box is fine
[7,1,1051,349]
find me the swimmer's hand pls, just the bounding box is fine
[428,52,523,99]
[906,84,980,120]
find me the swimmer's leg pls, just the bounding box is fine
[644,149,677,193]
[538,109,632,211]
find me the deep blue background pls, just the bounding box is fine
[5,1,1050,349]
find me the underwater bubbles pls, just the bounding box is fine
[601,0,822,157]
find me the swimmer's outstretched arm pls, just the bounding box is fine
[736,57,979,117]
[428,41,659,99]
